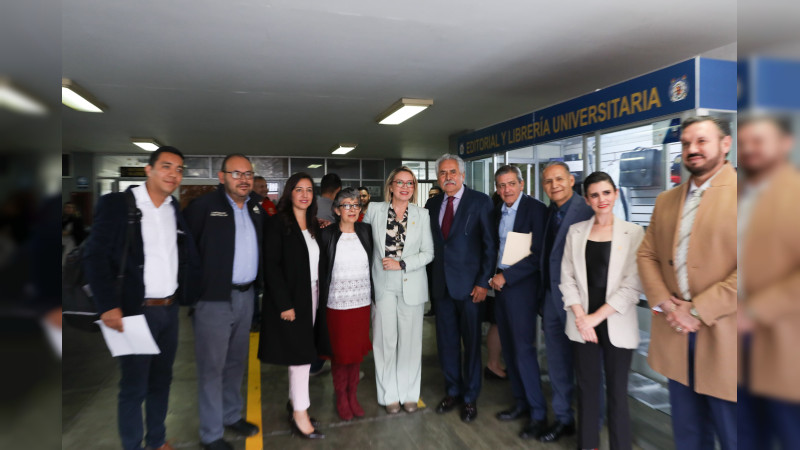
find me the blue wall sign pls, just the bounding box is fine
[533,59,696,143]
[457,113,534,158]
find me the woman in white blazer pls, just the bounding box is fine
[362,166,434,414]
[559,171,644,450]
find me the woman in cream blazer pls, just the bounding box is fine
[362,166,434,414]
[559,171,644,450]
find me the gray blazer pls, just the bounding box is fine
[559,216,645,349]
[363,202,434,306]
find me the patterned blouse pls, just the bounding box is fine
[385,205,408,258]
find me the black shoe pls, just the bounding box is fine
[424,310,435,317]
[224,419,259,437]
[539,420,576,442]
[484,366,508,381]
[519,419,549,440]
[435,395,461,414]
[289,418,325,439]
[461,402,478,423]
[496,405,529,421]
[202,438,233,450]
[285,401,320,428]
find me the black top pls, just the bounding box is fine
[585,240,611,314]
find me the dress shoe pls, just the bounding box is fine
[424,310,435,317]
[496,405,529,421]
[435,395,461,414]
[385,402,401,414]
[484,366,508,381]
[285,400,320,427]
[539,420,576,442]
[144,443,174,450]
[289,418,325,439]
[519,419,549,440]
[460,402,478,423]
[225,419,259,436]
[403,401,418,413]
[202,438,233,450]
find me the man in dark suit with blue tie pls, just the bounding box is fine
[539,161,593,442]
[426,154,496,423]
[488,165,550,439]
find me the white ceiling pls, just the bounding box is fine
[60,0,737,159]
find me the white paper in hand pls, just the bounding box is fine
[500,231,533,266]
[95,315,161,357]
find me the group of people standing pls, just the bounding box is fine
[84,114,742,450]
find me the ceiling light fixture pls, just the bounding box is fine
[62,78,106,112]
[0,78,48,115]
[376,98,433,125]
[131,138,162,152]
[331,143,357,155]
[307,164,323,169]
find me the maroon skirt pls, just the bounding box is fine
[326,305,372,364]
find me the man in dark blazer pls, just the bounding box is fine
[539,161,593,442]
[487,165,550,439]
[183,154,264,450]
[83,146,199,450]
[425,154,496,423]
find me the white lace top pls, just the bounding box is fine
[327,232,371,310]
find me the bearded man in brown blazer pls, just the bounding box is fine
[637,116,737,450]
[737,114,800,449]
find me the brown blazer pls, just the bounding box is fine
[741,165,800,402]
[637,163,737,402]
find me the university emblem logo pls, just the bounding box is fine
[459,143,465,155]
[669,75,689,102]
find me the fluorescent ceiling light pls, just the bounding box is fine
[131,138,162,152]
[331,143,357,155]
[377,98,433,125]
[62,78,106,113]
[307,164,322,169]
[0,78,48,115]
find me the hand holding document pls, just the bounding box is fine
[500,232,533,266]
[95,315,160,357]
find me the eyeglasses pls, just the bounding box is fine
[338,203,361,210]
[393,180,415,188]
[223,171,254,179]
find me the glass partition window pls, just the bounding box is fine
[183,157,211,178]
[98,155,149,178]
[289,158,325,179]
[252,157,288,178]
[361,159,384,180]
[326,159,360,180]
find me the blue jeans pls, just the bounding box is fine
[117,303,179,450]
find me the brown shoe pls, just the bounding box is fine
[403,402,418,413]
[386,402,401,414]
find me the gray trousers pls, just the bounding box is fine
[193,287,254,444]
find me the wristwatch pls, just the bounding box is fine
[399,260,406,271]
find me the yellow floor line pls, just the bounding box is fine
[246,332,263,450]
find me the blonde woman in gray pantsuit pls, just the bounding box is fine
[363,166,434,414]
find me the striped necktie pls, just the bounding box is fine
[675,188,705,300]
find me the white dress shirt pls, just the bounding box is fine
[132,184,179,298]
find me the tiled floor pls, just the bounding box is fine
[63,308,674,449]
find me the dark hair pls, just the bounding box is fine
[738,114,792,136]
[148,146,184,166]
[583,171,617,196]
[332,187,361,220]
[357,186,369,192]
[429,185,443,194]
[277,172,319,237]
[320,173,342,194]
[681,116,731,138]
[253,175,266,182]
[220,153,251,172]
[494,165,523,183]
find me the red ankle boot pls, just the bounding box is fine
[331,363,353,421]
[347,363,365,417]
